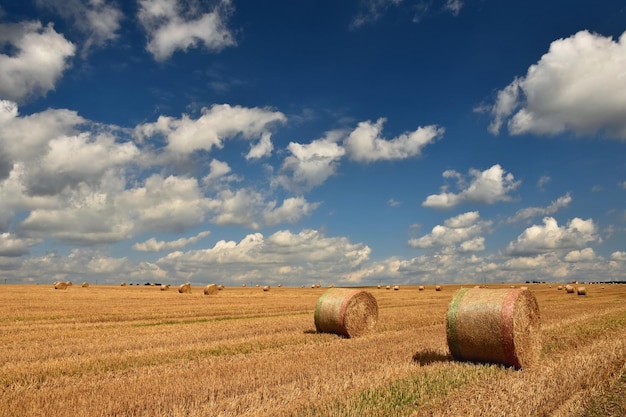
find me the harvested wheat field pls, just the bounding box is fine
[0,283,625,417]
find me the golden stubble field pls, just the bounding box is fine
[1,283,625,417]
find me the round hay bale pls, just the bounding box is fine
[393,285,399,291]
[65,281,73,286]
[54,281,68,290]
[577,286,587,296]
[385,285,391,290]
[120,282,126,287]
[314,288,378,338]
[81,282,89,288]
[418,286,425,291]
[218,285,224,290]
[178,283,191,293]
[446,287,541,369]
[435,285,442,291]
[557,285,563,290]
[203,283,218,295]
[160,284,170,291]
[377,284,382,289]
[242,283,246,287]
[263,285,270,291]
[565,284,575,294]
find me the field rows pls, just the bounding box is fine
[0,283,625,416]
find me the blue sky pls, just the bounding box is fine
[0,0,625,286]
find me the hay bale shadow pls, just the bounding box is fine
[412,349,452,365]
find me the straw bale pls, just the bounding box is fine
[203,283,218,295]
[178,283,191,293]
[263,285,270,291]
[160,284,170,291]
[576,286,587,296]
[81,282,89,288]
[120,282,126,287]
[557,285,563,290]
[54,281,68,290]
[314,288,378,338]
[435,285,442,291]
[65,281,73,286]
[565,284,575,293]
[418,285,424,291]
[446,287,541,369]
[393,285,399,291]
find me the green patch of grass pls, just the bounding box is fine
[542,310,626,355]
[298,365,501,417]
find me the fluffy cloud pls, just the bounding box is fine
[564,248,596,262]
[487,30,626,139]
[0,233,38,257]
[506,193,572,223]
[611,251,626,261]
[343,118,443,162]
[408,211,491,249]
[275,130,346,192]
[507,217,600,256]
[157,229,371,284]
[423,164,520,209]
[134,104,286,156]
[206,189,318,229]
[138,0,236,61]
[0,21,75,102]
[133,230,211,252]
[35,0,123,55]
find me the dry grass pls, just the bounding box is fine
[0,283,624,416]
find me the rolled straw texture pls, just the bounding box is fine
[54,282,67,290]
[314,288,378,338]
[577,286,587,296]
[565,285,575,293]
[178,283,191,293]
[446,287,541,369]
[203,284,218,295]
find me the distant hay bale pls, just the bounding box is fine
[314,288,378,338]
[263,285,270,291]
[178,283,191,294]
[242,284,246,287]
[54,282,68,290]
[160,284,170,291]
[446,287,541,369]
[203,284,218,295]
[557,285,563,290]
[81,282,89,288]
[577,286,587,296]
[419,286,425,291]
[393,285,399,291]
[435,285,442,291]
[565,285,575,294]
[120,282,126,287]
[218,285,224,290]
[386,285,391,290]
[65,281,73,286]
[377,284,382,289]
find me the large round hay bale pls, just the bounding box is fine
[54,281,68,290]
[435,285,442,291]
[160,284,169,291]
[263,285,270,291]
[565,284,575,293]
[577,286,587,296]
[203,283,218,295]
[178,283,191,293]
[81,282,89,288]
[314,288,378,338]
[446,287,541,369]
[418,286,425,291]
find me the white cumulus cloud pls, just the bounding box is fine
[408,211,491,249]
[343,118,443,162]
[133,230,211,252]
[423,164,520,209]
[0,21,75,103]
[507,217,600,256]
[138,0,236,61]
[487,30,626,139]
